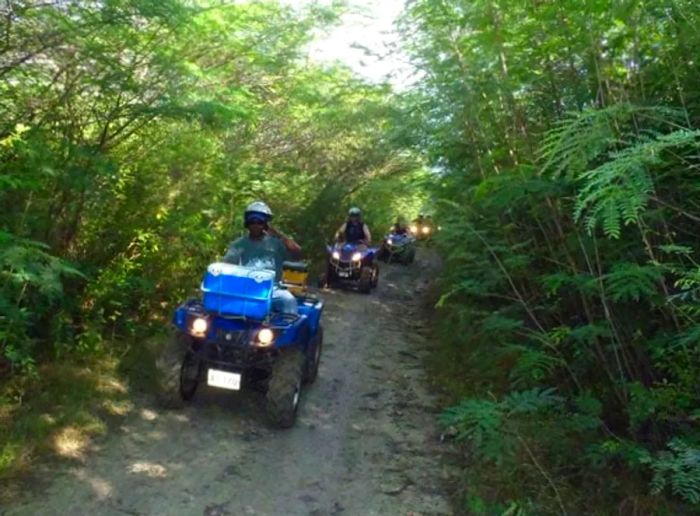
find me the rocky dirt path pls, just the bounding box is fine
[4,250,460,516]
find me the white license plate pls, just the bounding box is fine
[207,369,241,390]
[338,271,350,278]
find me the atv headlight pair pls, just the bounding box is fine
[331,250,361,261]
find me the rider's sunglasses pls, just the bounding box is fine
[247,219,265,226]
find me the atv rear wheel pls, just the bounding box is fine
[303,325,323,384]
[156,330,192,409]
[358,266,372,293]
[265,350,305,428]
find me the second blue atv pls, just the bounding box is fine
[377,231,416,265]
[156,262,323,428]
[319,241,379,293]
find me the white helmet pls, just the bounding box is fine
[244,201,273,225]
[348,207,362,217]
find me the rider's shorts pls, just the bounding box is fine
[272,287,298,315]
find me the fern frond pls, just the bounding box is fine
[504,387,563,415]
[648,439,700,504]
[604,262,662,303]
[574,129,700,238]
[508,345,562,387]
[540,104,687,179]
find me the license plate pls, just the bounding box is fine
[207,369,241,390]
[338,271,350,278]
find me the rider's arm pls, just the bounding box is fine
[335,223,347,242]
[267,225,302,259]
[363,224,372,245]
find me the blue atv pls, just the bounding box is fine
[377,231,416,265]
[156,262,324,428]
[319,242,379,293]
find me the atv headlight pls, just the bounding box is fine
[422,226,430,234]
[387,238,393,246]
[332,251,340,260]
[410,225,418,233]
[352,252,362,261]
[256,328,274,346]
[191,317,208,335]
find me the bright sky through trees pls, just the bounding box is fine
[286,0,416,87]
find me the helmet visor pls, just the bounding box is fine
[245,212,269,225]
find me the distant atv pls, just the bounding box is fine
[378,231,416,265]
[157,262,323,428]
[319,241,379,293]
[410,221,434,241]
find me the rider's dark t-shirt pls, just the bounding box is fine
[345,220,366,243]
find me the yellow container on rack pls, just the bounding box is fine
[282,262,309,296]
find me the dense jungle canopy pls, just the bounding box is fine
[2,0,700,513]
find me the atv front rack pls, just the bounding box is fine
[178,293,322,330]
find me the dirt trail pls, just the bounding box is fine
[4,250,459,516]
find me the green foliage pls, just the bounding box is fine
[575,128,700,238]
[441,388,562,461]
[0,0,428,485]
[604,262,662,303]
[647,439,700,504]
[0,0,424,371]
[0,232,85,371]
[508,345,562,387]
[3,0,700,513]
[400,0,700,511]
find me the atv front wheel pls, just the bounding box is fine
[180,351,201,401]
[403,247,416,265]
[304,326,323,384]
[265,351,305,428]
[156,330,192,409]
[371,264,380,288]
[359,266,372,293]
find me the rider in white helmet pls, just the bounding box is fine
[335,207,372,245]
[223,201,302,314]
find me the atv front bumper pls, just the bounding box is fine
[329,258,362,280]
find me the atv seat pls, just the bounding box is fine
[282,261,308,273]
